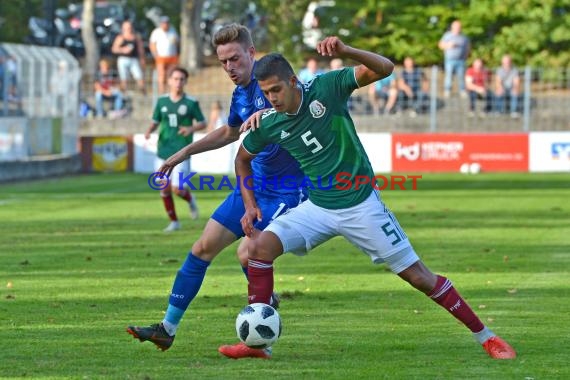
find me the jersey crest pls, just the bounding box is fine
[309,100,326,118]
[177,104,188,115]
[255,96,265,109]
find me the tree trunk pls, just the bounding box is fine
[81,0,99,77]
[179,0,204,72]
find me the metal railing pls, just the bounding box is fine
[0,43,81,118]
[76,63,570,133]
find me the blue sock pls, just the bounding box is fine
[164,252,210,326]
[242,265,248,280]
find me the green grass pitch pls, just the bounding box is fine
[1,172,569,379]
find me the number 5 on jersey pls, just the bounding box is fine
[301,131,323,153]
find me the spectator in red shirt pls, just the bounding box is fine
[94,58,125,119]
[465,58,491,117]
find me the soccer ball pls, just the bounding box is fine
[235,303,282,348]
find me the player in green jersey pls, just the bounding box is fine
[219,37,516,360]
[145,67,206,232]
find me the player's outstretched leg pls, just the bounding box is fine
[399,261,516,359]
[127,252,210,350]
[426,274,516,359]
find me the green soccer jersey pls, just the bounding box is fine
[152,94,205,159]
[242,67,375,209]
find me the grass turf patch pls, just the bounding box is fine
[1,173,568,379]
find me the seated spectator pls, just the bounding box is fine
[112,20,146,95]
[398,56,429,117]
[494,54,521,118]
[368,72,398,116]
[298,57,324,83]
[94,59,126,119]
[329,58,344,71]
[465,58,492,117]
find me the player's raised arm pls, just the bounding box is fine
[234,144,260,237]
[158,124,240,175]
[316,36,394,88]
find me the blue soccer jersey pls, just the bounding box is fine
[227,64,305,195]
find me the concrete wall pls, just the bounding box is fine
[0,153,82,182]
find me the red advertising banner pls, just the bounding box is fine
[392,134,529,172]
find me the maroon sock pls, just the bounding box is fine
[177,189,192,203]
[161,194,177,221]
[428,275,484,333]
[247,259,273,304]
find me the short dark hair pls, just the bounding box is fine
[213,23,253,51]
[254,53,295,82]
[169,66,189,79]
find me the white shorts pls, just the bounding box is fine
[117,56,143,81]
[154,157,191,188]
[265,190,419,274]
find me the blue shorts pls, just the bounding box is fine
[211,189,305,238]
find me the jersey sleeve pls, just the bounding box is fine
[151,99,161,124]
[227,90,243,128]
[242,129,266,155]
[319,68,358,101]
[191,101,206,122]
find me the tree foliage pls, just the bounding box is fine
[1,0,569,69]
[257,0,570,68]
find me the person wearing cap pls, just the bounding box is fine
[149,16,180,94]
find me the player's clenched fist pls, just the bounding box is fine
[316,36,348,57]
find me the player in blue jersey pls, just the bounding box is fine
[126,24,306,353]
[219,37,516,360]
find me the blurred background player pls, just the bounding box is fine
[127,24,306,351]
[144,67,205,232]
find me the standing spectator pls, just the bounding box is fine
[465,58,492,117]
[112,20,146,95]
[298,57,324,83]
[0,55,21,108]
[495,54,521,118]
[144,67,206,232]
[398,56,429,116]
[51,60,72,116]
[438,20,470,98]
[150,16,179,94]
[368,72,398,116]
[94,58,125,119]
